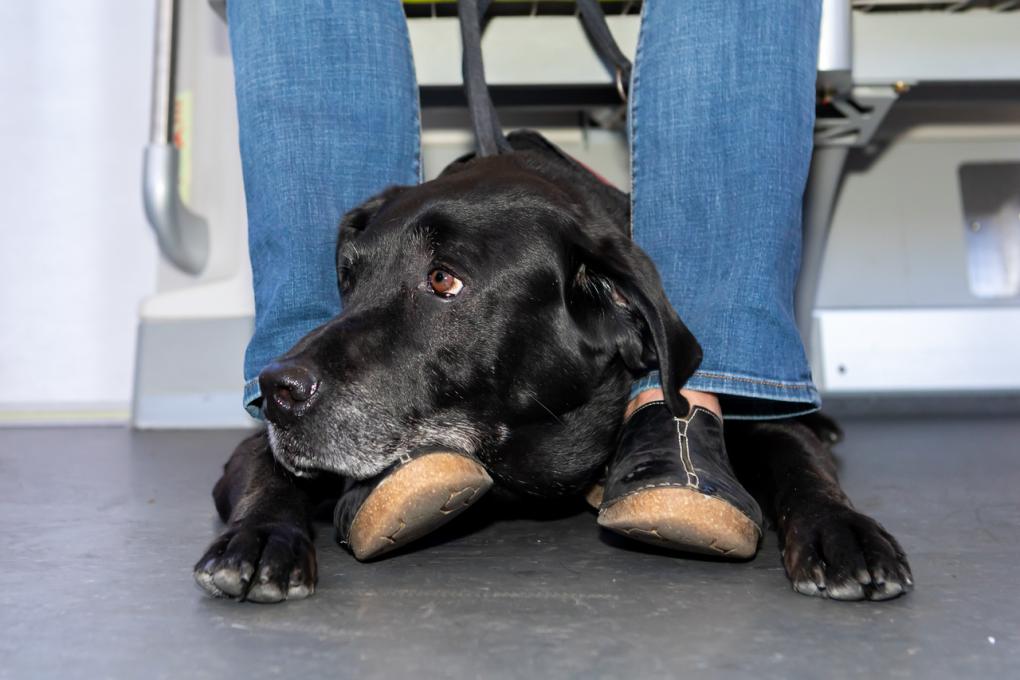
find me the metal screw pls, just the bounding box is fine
[970,221,982,233]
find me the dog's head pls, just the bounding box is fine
[261,137,701,489]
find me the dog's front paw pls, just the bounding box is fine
[193,523,316,603]
[782,507,913,601]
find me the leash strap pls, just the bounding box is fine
[575,0,633,100]
[458,0,513,156]
[458,0,635,156]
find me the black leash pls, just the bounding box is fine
[575,0,633,101]
[458,0,513,156]
[457,0,634,157]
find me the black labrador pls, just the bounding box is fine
[194,131,912,603]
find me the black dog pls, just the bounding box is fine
[194,131,912,603]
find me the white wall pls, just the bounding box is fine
[0,1,157,423]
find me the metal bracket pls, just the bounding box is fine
[815,85,900,147]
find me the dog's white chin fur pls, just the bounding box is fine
[265,411,499,481]
[265,422,398,480]
[265,425,317,478]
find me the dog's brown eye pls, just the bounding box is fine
[428,268,463,297]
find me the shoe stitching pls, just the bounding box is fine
[674,416,700,488]
[604,481,697,499]
[679,407,724,489]
[623,401,724,427]
[622,399,668,426]
[687,405,723,426]
[621,401,713,489]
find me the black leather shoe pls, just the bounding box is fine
[334,449,492,561]
[598,401,763,558]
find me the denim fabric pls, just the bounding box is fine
[628,370,663,402]
[227,0,420,418]
[629,0,822,418]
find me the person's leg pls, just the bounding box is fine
[598,0,822,558]
[629,0,822,419]
[228,3,491,562]
[228,0,421,419]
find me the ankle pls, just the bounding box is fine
[624,387,664,420]
[624,388,721,420]
[681,389,722,419]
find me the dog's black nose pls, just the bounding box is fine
[259,361,320,425]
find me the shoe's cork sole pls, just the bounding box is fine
[348,453,493,561]
[598,486,760,559]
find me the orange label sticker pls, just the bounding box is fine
[173,91,194,205]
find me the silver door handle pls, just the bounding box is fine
[142,0,209,275]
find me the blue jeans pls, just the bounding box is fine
[229,0,821,421]
[228,0,420,417]
[629,0,822,417]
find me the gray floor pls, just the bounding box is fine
[1,417,1018,679]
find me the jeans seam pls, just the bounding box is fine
[692,370,814,391]
[400,0,423,183]
[631,369,814,393]
[626,0,647,241]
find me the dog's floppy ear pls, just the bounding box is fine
[338,185,406,240]
[336,186,407,277]
[571,230,702,418]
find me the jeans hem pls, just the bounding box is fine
[243,378,265,422]
[629,369,821,420]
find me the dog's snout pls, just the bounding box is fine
[259,361,321,425]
